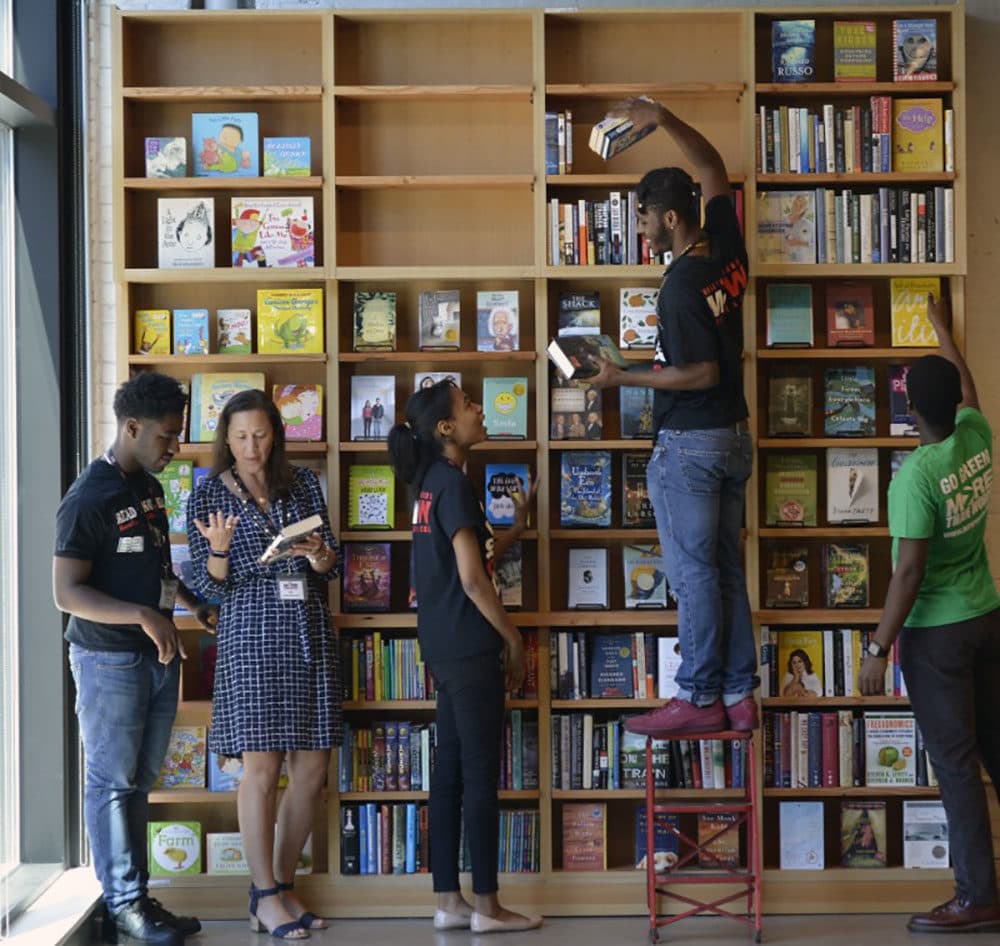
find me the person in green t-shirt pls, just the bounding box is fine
[858,293,1000,934]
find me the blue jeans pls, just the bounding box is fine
[69,644,179,912]
[646,426,756,706]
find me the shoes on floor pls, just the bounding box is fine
[103,899,184,946]
[433,908,472,930]
[470,911,544,934]
[623,698,727,737]
[907,896,1000,933]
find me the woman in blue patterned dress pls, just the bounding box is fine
[187,389,339,940]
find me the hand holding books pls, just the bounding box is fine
[589,96,662,160]
[258,513,326,565]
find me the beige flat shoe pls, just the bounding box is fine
[470,911,543,934]
[433,908,472,930]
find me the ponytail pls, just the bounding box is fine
[387,379,456,492]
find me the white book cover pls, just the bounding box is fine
[207,832,249,875]
[619,287,659,349]
[780,801,825,869]
[567,547,609,609]
[827,448,879,523]
[864,712,917,786]
[903,800,949,869]
[157,197,215,269]
[413,371,462,393]
[657,637,682,700]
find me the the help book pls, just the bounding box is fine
[547,335,627,381]
[259,514,324,565]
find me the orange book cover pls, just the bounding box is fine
[562,803,606,871]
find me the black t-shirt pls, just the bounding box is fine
[55,456,173,653]
[411,458,502,665]
[652,194,750,433]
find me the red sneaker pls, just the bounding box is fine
[624,698,727,736]
[725,696,759,731]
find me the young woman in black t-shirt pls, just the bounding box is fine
[388,380,542,934]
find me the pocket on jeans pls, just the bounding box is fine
[94,650,144,671]
[676,448,727,496]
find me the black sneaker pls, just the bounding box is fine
[146,898,201,936]
[103,900,183,946]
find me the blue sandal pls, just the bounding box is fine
[277,880,328,931]
[249,883,309,940]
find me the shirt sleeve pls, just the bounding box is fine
[703,194,747,267]
[186,479,234,597]
[888,460,937,540]
[660,284,720,367]
[55,489,104,561]
[436,472,486,541]
[956,406,993,448]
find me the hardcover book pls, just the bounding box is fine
[765,546,809,608]
[157,197,215,269]
[134,309,171,355]
[207,832,250,875]
[589,634,634,698]
[888,366,918,436]
[777,630,824,698]
[765,454,818,527]
[823,542,870,608]
[231,197,314,268]
[347,465,395,530]
[349,375,395,441]
[767,372,813,436]
[483,377,528,440]
[864,712,917,786]
[550,375,601,441]
[903,800,949,869]
[256,288,323,353]
[620,730,671,789]
[892,99,944,173]
[495,541,523,608]
[771,20,816,83]
[765,284,814,347]
[414,371,462,393]
[890,277,941,347]
[619,287,658,349]
[262,136,310,177]
[567,547,609,609]
[833,21,877,83]
[189,372,266,443]
[273,384,323,442]
[207,751,244,792]
[561,803,606,871]
[841,800,887,867]
[697,812,741,867]
[547,334,627,382]
[192,111,259,176]
[258,515,324,565]
[826,283,875,347]
[824,366,876,437]
[635,806,680,872]
[557,291,601,336]
[620,385,655,439]
[353,291,397,352]
[153,725,207,789]
[757,192,816,264]
[149,821,202,876]
[622,453,655,528]
[340,804,360,875]
[169,544,193,616]
[560,451,612,527]
[485,463,529,527]
[172,308,210,355]
[827,448,879,524]
[144,136,187,178]
[216,308,252,354]
[894,19,938,81]
[780,801,825,869]
[476,290,519,352]
[418,290,461,351]
[589,112,656,160]
[342,542,392,613]
[155,460,193,534]
[623,544,667,608]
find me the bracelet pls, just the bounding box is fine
[209,548,230,559]
[308,545,330,564]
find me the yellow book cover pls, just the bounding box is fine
[777,630,824,699]
[833,21,877,82]
[189,372,266,442]
[890,277,941,347]
[134,309,171,355]
[256,288,324,354]
[892,99,944,173]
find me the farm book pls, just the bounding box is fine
[258,514,324,565]
[483,377,528,440]
[256,288,323,353]
[273,384,323,442]
[192,111,259,176]
[890,277,941,347]
[476,290,519,352]
[894,19,938,81]
[353,291,397,352]
[149,821,202,876]
[231,196,314,268]
[157,197,215,269]
[347,465,395,530]
[764,453,817,527]
[341,542,391,613]
[825,283,875,347]
[826,448,879,524]
[841,800,887,867]
[560,451,612,527]
[418,289,461,350]
[547,334,626,382]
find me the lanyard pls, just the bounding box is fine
[229,467,301,575]
[103,449,172,576]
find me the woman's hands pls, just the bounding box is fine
[193,511,239,553]
[290,531,336,572]
[503,633,526,692]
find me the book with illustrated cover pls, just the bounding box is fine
[414,371,461,392]
[620,385,655,439]
[890,278,941,347]
[894,19,937,81]
[256,288,323,353]
[418,290,461,350]
[231,197,314,268]
[622,453,655,528]
[189,372,266,443]
[765,284,814,347]
[495,541,523,608]
[864,712,917,786]
[772,20,816,83]
[157,197,215,269]
[207,751,244,792]
[827,448,879,524]
[561,803,606,871]
[483,377,528,440]
[347,465,395,530]
[153,725,207,789]
[144,136,186,178]
[823,543,870,608]
[824,366,876,437]
[262,136,310,177]
[557,291,601,336]
[619,287,658,349]
[172,308,210,355]
[765,454,818,527]
[657,637,683,700]
[620,730,671,789]
[903,800,949,869]
[192,111,258,176]
[149,821,202,876]
[547,334,627,382]
[207,832,249,875]
[825,284,875,347]
[567,547,609,609]
[757,192,816,264]
[889,365,918,436]
[342,542,392,613]
[635,806,680,872]
[273,384,323,442]
[697,812,741,867]
[216,308,251,354]
[134,309,171,355]
[777,630,824,698]
[155,460,193,534]
[259,514,324,565]
[349,375,395,441]
[767,372,812,436]
[833,21,877,83]
[765,546,809,608]
[353,291,397,352]
[484,464,529,528]
[550,375,601,441]
[589,634,634,698]
[168,543,193,611]
[623,544,667,609]
[560,451,612,527]
[841,800,887,867]
[780,801,825,869]
[476,290,519,352]
[892,99,944,173]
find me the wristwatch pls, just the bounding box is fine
[867,640,889,659]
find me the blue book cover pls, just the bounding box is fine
[771,20,816,83]
[589,634,634,698]
[192,112,259,177]
[207,750,243,792]
[483,377,528,439]
[560,451,612,527]
[634,806,680,871]
[262,136,311,177]
[172,308,210,355]
[405,803,417,874]
[894,19,937,81]
[484,463,529,526]
[620,384,655,439]
[359,804,369,875]
[544,113,559,175]
[193,466,211,491]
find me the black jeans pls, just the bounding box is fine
[900,607,1000,905]
[429,651,505,896]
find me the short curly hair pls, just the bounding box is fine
[113,372,187,423]
[636,166,699,225]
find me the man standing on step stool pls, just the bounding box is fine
[590,97,758,736]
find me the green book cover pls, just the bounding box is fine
[765,453,818,526]
[155,459,193,534]
[483,377,528,439]
[348,464,395,529]
[766,284,814,347]
[149,821,202,875]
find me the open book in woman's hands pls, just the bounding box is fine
[258,514,324,565]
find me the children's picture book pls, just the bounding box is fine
[273,384,323,442]
[833,21,877,83]
[192,112,259,176]
[207,750,244,792]
[157,197,215,269]
[349,375,395,441]
[484,463,529,527]
[824,366,876,437]
[771,20,816,83]
[557,291,601,336]
[767,372,812,436]
[620,385,655,439]
[216,308,252,354]
[550,375,601,441]
[561,803,606,871]
[207,832,250,875]
[697,812,741,867]
[145,136,187,178]
[765,284,814,347]
[825,283,875,347]
[757,191,816,264]
[256,288,324,353]
[864,712,917,786]
[765,546,809,608]
[153,725,207,789]
[780,801,825,869]
[765,453,818,527]
[890,278,941,347]
[894,18,937,81]
[168,543,193,615]
[476,290,519,352]
[589,634,634,698]
[889,365,918,436]
[619,287,658,349]
[622,453,655,528]
[172,308,210,355]
[231,197,314,268]
[341,542,392,613]
[134,309,171,355]
[892,99,944,173]
[634,806,680,872]
[903,800,949,869]
[495,541,523,608]
[353,291,397,352]
[149,821,202,876]
[623,544,667,608]
[823,542,870,608]
[483,377,528,440]
[418,290,461,350]
[777,630,824,698]
[827,448,879,524]
[560,451,612,528]
[189,372,266,443]
[262,136,311,177]
[414,371,462,392]
[567,547,609,609]
[547,334,627,382]
[155,459,193,534]
[841,800,887,867]
[347,465,395,530]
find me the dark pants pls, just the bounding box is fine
[429,652,505,896]
[900,608,1000,905]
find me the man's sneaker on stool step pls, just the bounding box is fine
[102,899,184,946]
[624,697,727,736]
[725,696,759,731]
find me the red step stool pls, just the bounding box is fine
[643,729,762,943]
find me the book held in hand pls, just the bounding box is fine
[589,99,656,160]
[259,514,324,565]
[547,334,627,382]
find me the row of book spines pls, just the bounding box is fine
[549,631,663,701]
[762,710,936,790]
[544,110,574,176]
[756,101,954,175]
[340,634,430,703]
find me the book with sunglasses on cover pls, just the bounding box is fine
[547,334,627,382]
[258,514,324,565]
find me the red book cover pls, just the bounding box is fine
[780,713,793,787]
[504,720,513,790]
[521,630,539,698]
[689,740,703,789]
[826,283,875,346]
[342,542,391,613]
[822,712,839,787]
[380,803,391,875]
[418,804,430,873]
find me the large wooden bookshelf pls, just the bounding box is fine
[113,4,972,919]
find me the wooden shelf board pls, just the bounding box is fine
[544,265,665,279]
[129,354,327,366]
[123,268,329,284]
[340,790,539,801]
[755,264,963,278]
[338,351,536,363]
[336,612,547,629]
[542,611,678,627]
[756,609,884,623]
[546,82,745,98]
[124,176,323,191]
[764,787,939,798]
[176,442,326,457]
[335,266,537,281]
[335,175,534,190]
[757,526,888,538]
[763,696,909,707]
[333,84,533,101]
[552,789,745,800]
[339,440,537,452]
[343,698,536,711]
[758,172,955,185]
[550,529,658,540]
[758,438,917,448]
[122,86,324,102]
[549,439,651,450]
[340,529,538,542]
[551,698,663,710]
[758,348,936,360]
[548,173,746,187]
[755,81,955,96]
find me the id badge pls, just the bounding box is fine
[277,573,307,601]
[159,578,179,611]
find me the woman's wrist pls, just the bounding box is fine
[209,547,230,558]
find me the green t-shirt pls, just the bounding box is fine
[888,407,1000,627]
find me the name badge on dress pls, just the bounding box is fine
[277,574,307,601]
[159,578,179,611]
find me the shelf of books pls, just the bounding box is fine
[112,2,968,921]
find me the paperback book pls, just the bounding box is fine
[634,807,680,872]
[483,377,528,439]
[825,283,875,347]
[353,291,397,352]
[764,453,818,527]
[557,292,601,336]
[780,801,824,869]
[550,375,601,441]
[589,634,634,698]
[418,290,461,350]
[777,630,824,698]
[561,803,606,871]
[567,547,609,609]
[767,372,812,436]
[888,365,918,436]
[476,291,519,352]
[273,384,323,442]
[833,21,877,83]
[192,111,259,176]
[841,800,887,867]
[894,19,937,81]
[216,308,252,354]
[892,99,944,173]
[827,448,879,524]
[890,277,941,347]
[559,451,612,527]
[134,309,171,355]
[231,197,314,268]
[256,288,323,353]
[657,638,683,700]
[765,283,814,347]
[824,366,876,437]
[547,334,627,382]
[903,800,949,869]
[495,541,523,608]
[262,136,310,177]
[765,546,809,608]
[349,375,395,441]
[157,197,215,269]
[697,813,741,867]
[823,542,870,608]
[622,453,655,528]
[484,463,530,527]
[620,385,655,439]
[771,20,816,83]
[347,465,395,530]
[864,712,917,786]
[341,542,392,613]
[623,544,667,608]
[757,192,817,264]
[589,110,656,160]
[619,287,658,349]
[144,136,186,178]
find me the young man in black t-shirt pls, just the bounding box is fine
[590,97,756,736]
[54,373,212,946]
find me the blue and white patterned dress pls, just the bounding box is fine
[187,466,342,756]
